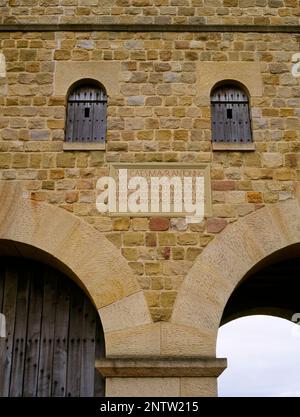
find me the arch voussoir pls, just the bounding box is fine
[0,182,152,343]
[171,198,300,356]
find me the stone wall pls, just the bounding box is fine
[0,1,299,25]
[0,29,299,321]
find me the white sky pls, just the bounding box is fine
[217,315,300,397]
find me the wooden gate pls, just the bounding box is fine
[0,257,105,397]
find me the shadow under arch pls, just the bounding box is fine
[221,243,300,325]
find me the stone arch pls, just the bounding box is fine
[171,196,300,356]
[211,79,251,98]
[0,183,151,354]
[66,78,107,97]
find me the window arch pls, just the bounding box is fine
[65,81,107,145]
[211,82,252,146]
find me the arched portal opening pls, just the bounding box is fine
[0,255,105,397]
[217,246,300,396]
[217,316,300,397]
[221,244,300,325]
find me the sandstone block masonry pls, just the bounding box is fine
[0,26,300,321]
[0,1,299,25]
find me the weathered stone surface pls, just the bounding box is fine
[261,153,283,168]
[206,218,227,234]
[158,233,177,246]
[106,377,180,397]
[0,1,297,26]
[132,218,148,231]
[113,217,131,231]
[177,233,198,246]
[212,180,235,191]
[124,232,145,246]
[0,53,5,78]
[0,183,149,326]
[170,218,188,232]
[149,217,170,231]
[65,190,78,203]
[1,16,300,397]
[247,191,263,204]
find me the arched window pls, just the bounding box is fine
[65,82,107,145]
[211,83,252,146]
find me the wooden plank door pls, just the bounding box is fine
[0,257,105,397]
[23,264,44,397]
[0,266,18,396]
[51,279,70,397]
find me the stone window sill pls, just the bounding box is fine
[63,142,105,151]
[212,142,255,151]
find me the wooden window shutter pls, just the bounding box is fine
[211,84,252,144]
[65,84,107,144]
